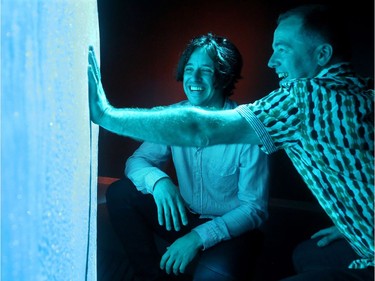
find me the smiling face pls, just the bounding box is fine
[183,47,224,108]
[267,15,325,84]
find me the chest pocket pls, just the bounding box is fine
[203,157,239,192]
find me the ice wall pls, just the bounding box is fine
[2,1,100,280]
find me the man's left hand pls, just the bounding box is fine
[160,231,203,275]
[311,225,344,247]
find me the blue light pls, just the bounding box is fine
[2,1,100,280]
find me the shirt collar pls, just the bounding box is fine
[316,62,353,78]
[280,62,354,88]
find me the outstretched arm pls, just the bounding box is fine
[88,46,260,147]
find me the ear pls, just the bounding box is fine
[316,43,333,66]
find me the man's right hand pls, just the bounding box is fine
[87,46,111,125]
[153,178,188,231]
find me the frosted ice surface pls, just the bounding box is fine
[2,1,100,280]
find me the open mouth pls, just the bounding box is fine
[189,86,204,92]
[278,72,288,80]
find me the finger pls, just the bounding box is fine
[88,65,99,85]
[318,231,343,247]
[156,201,164,226]
[88,48,96,69]
[88,54,100,84]
[171,205,181,231]
[316,230,340,247]
[311,228,329,239]
[88,46,97,67]
[88,48,101,80]
[317,237,329,247]
[160,251,168,270]
[177,201,188,226]
[164,256,174,274]
[179,260,188,274]
[164,206,172,231]
[173,260,181,275]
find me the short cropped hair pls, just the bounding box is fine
[175,33,243,97]
[278,4,352,62]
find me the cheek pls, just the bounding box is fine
[289,54,309,73]
[182,79,189,92]
[295,58,316,77]
[208,75,218,88]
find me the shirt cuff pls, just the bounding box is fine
[193,218,230,249]
[144,169,170,193]
[348,258,375,269]
[235,104,278,154]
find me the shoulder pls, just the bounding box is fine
[168,100,190,108]
[225,99,238,109]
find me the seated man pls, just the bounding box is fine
[105,33,269,281]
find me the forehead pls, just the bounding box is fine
[187,47,214,66]
[273,15,304,43]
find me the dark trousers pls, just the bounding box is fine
[106,177,264,281]
[279,237,374,281]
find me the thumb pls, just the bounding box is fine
[316,236,331,247]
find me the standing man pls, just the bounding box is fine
[105,33,269,281]
[89,4,374,281]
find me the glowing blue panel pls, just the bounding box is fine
[2,1,100,280]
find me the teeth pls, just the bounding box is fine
[190,86,204,91]
[278,72,288,79]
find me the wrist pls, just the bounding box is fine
[190,230,204,250]
[153,177,172,192]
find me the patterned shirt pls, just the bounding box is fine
[236,63,374,269]
[126,99,269,249]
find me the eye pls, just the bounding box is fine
[202,68,214,74]
[275,44,290,54]
[184,66,193,73]
[273,42,287,53]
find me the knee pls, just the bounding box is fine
[292,240,309,272]
[292,238,319,273]
[105,179,121,203]
[192,246,260,280]
[192,262,255,281]
[192,264,236,281]
[105,177,134,207]
[191,231,263,281]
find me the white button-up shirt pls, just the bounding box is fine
[126,99,269,249]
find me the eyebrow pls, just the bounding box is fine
[273,40,292,49]
[185,63,214,68]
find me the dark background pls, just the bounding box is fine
[96,0,374,202]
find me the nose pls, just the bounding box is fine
[267,53,278,69]
[192,69,202,81]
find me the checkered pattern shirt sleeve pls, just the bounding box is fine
[235,63,374,269]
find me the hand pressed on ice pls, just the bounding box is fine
[153,178,188,231]
[311,225,344,247]
[87,46,111,124]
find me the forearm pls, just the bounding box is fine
[97,105,260,147]
[97,105,209,146]
[194,205,266,249]
[126,165,169,194]
[125,142,171,193]
[88,46,259,146]
[222,205,266,236]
